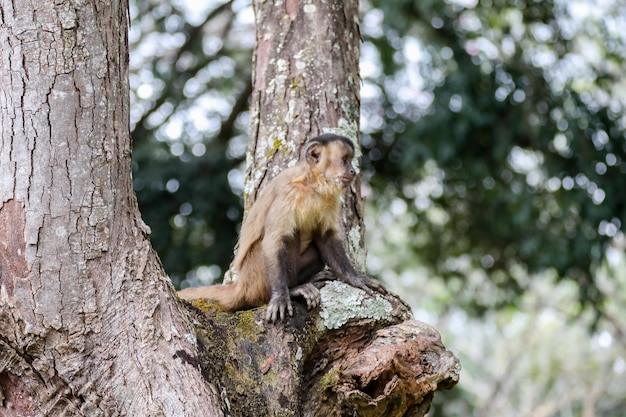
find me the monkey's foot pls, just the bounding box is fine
[290,283,321,310]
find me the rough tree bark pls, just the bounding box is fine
[0,1,221,415]
[0,0,459,416]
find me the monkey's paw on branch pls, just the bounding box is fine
[265,293,294,323]
[290,283,321,310]
[265,283,321,323]
[311,270,388,297]
[351,275,388,295]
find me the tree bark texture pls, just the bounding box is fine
[0,1,220,415]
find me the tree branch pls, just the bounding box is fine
[184,281,460,417]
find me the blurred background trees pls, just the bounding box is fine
[129,0,626,415]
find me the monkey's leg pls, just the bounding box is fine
[295,244,324,284]
[263,235,298,323]
[287,244,324,310]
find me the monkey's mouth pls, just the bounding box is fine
[339,175,355,186]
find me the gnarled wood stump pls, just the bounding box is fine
[183,280,460,417]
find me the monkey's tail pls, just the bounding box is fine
[178,281,247,312]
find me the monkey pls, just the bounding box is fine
[178,133,386,322]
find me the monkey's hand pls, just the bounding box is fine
[344,274,388,295]
[265,293,293,323]
[290,283,321,310]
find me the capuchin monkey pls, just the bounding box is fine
[178,133,386,322]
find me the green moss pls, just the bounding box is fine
[190,299,221,314]
[233,309,261,343]
[317,367,339,390]
[224,362,261,395]
[189,305,323,417]
[266,138,283,159]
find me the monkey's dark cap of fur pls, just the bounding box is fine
[308,133,354,150]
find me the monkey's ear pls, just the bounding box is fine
[303,141,322,164]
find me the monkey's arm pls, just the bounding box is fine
[315,231,387,294]
[262,233,298,322]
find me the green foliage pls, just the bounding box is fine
[129,0,251,286]
[363,0,626,313]
[423,272,626,417]
[133,138,241,284]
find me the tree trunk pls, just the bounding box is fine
[0,1,221,415]
[0,0,459,416]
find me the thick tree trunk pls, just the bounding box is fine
[0,1,220,415]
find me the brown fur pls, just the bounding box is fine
[178,134,383,320]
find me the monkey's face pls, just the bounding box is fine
[309,141,356,187]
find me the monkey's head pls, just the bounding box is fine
[302,134,356,188]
